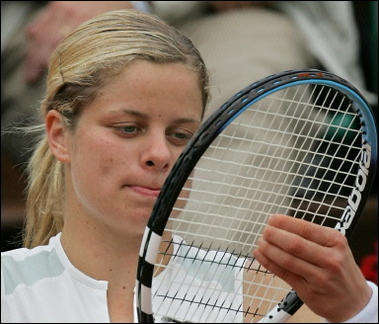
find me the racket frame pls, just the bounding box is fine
[135,69,378,323]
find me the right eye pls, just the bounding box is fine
[114,124,143,137]
[120,125,138,133]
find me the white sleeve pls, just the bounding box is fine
[324,281,378,323]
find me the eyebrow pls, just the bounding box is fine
[119,109,148,118]
[111,109,201,124]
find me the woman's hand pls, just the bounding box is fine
[253,214,372,322]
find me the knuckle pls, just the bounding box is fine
[333,231,349,248]
[287,236,304,255]
[324,252,344,273]
[299,221,314,239]
[280,252,294,269]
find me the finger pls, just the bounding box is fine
[267,214,342,247]
[252,245,309,291]
[254,236,326,281]
[261,223,347,268]
[253,239,373,322]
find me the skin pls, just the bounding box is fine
[24,1,133,83]
[46,60,204,322]
[253,214,373,322]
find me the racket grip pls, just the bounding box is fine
[257,290,304,323]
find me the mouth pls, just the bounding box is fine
[127,185,161,198]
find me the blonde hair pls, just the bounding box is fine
[23,9,209,248]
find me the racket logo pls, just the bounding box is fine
[335,142,371,235]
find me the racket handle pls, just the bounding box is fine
[258,291,303,323]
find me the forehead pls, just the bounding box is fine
[82,61,204,122]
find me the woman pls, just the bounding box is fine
[2,9,208,323]
[1,9,376,323]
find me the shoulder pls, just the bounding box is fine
[1,234,64,296]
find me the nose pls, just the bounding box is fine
[142,133,171,171]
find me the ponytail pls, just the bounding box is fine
[23,138,64,248]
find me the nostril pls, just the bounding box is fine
[146,160,155,167]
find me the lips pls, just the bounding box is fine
[128,185,161,198]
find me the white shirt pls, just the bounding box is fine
[2,233,377,323]
[1,233,244,323]
[152,235,244,323]
[1,233,110,323]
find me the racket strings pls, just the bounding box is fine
[171,86,362,244]
[148,82,367,322]
[288,86,363,225]
[153,238,248,322]
[154,238,284,322]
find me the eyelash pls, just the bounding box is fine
[114,125,193,145]
[118,125,140,134]
[168,132,193,145]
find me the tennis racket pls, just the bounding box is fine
[135,69,377,323]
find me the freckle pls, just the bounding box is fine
[123,286,126,289]
[158,114,161,118]
[109,268,113,272]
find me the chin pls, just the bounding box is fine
[129,209,152,228]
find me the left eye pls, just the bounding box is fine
[167,132,193,145]
[121,125,138,133]
[174,133,189,140]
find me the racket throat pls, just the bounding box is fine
[258,291,303,323]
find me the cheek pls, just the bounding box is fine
[70,134,123,181]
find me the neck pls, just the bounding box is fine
[61,214,143,283]
[61,214,144,322]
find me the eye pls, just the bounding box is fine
[121,125,138,133]
[114,124,142,137]
[167,130,193,146]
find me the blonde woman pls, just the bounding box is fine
[1,9,376,323]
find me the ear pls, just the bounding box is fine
[46,110,72,163]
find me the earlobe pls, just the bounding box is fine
[46,110,71,163]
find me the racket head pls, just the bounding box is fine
[135,69,377,323]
